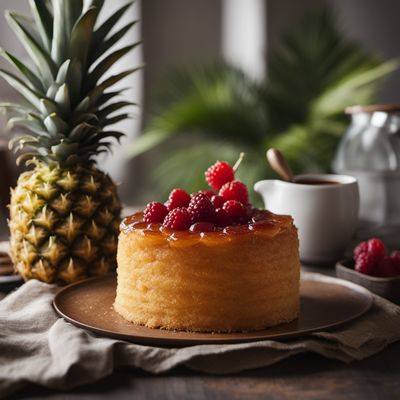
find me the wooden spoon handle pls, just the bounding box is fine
[266,148,294,182]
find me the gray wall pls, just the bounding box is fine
[142,0,400,107]
[330,0,400,102]
[141,0,221,116]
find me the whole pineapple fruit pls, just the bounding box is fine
[0,0,140,284]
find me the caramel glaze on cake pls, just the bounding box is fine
[114,209,300,333]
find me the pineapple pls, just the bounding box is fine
[0,1,140,284]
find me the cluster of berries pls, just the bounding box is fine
[143,159,252,231]
[353,238,400,277]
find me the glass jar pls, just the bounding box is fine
[333,105,400,244]
[333,105,400,171]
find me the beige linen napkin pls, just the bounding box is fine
[1,273,400,398]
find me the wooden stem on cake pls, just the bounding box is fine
[233,152,245,172]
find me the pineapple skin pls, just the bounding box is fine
[9,161,121,284]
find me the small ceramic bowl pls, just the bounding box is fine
[336,259,400,304]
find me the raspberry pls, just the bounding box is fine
[187,192,214,223]
[241,206,252,224]
[189,222,215,232]
[376,256,398,277]
[143,202,168,223]
[219,180,249,204]
[166,188,191,211]
[354,252,376,275]
[201,189,216,199]
[205,160,234,191]
[389,251,400,274]
[163,207,191,230]
[222,200,246,222]
[353,241,368,260]
[367,238,386,261]
[214,208,232,227]
[211,195,225,209]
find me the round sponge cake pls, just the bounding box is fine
[114,210,300,332]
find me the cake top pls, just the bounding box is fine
[121,209,293,247]
[122,155,294,244]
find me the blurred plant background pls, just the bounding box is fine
[1,0,400,226]
[129,7,397,204]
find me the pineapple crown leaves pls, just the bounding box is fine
[0,0,141,167]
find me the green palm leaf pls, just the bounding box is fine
[311,60,399,117]
[128,6,398,192]
[127,64,267,157]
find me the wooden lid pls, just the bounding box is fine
[345,104,400,114]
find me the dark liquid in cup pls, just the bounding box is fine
[295,179,341,185]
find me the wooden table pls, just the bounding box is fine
[4,264,400,400]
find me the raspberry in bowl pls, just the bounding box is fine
[115,156,301,332]
[336,238,400,304]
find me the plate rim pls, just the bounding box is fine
[53,273,373,346]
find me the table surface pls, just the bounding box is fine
[4,264,400,400]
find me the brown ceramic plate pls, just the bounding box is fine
[53,273,373,346]
[336,259,400,304]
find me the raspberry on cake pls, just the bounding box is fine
[219,180,249,204]
[114,156,301,332]
[187,192,215,223]
[200,189,216,199]
[143,202,168,223]
[163,207,192,230]
[205,160,234,191]
[214,207,232,227]
[222,199,247,222]
[211,195,225,209]
[166,188,191,211]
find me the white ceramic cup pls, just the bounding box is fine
[254,174,359,264]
